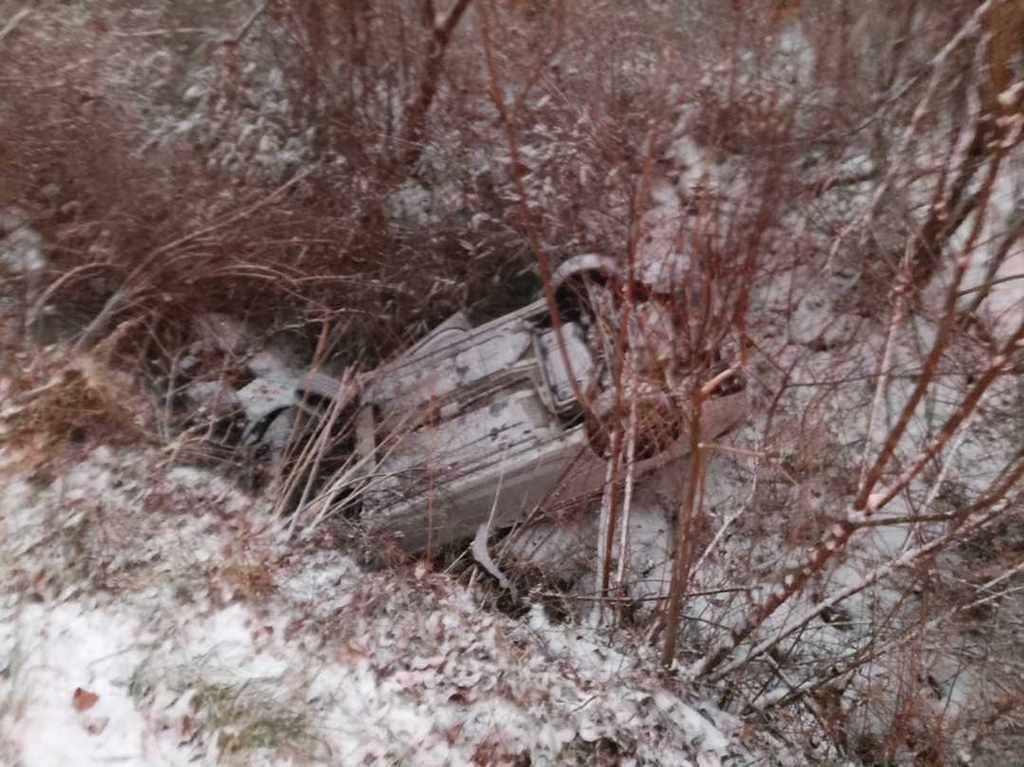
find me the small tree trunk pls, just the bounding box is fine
[661,385,705,669]
[401,0,474,168]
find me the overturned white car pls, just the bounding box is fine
[258,255,747,553]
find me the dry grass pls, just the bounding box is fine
[1,345,155,456]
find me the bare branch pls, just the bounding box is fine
[401,0,474,166]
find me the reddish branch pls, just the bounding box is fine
[476,0,592,424]
[661,384,707,668]
[402,0,474,167]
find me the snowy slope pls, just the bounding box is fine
[0,431,809,767]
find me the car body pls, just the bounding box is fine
[280,255,747,553]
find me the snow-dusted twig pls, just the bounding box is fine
[111,27,222,38]
[854,153,1011,511]
[825,0,998,267]
[224,0,270,44]
[599,89,671,602]
[0,5,31,45]
[709,511,991,683]
[865,319,1023,515]
[696,447,1024,680]
[614,363,639,589]
[692,448,759,578]
[594,425,621,616]
[857,245,912,499]
[765,557,1024,712]
[962,204,1024,316]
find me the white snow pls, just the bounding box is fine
[3,603,166,767]
[0,208,45,275]
[0,439,801,767]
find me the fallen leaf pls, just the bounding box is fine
[72,687,99,711]
[179,714,197,744]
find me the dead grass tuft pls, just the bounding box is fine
[1,346,155,457]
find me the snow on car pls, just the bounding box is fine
[259,255,747,553]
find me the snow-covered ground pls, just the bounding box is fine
[0,430,811,767]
